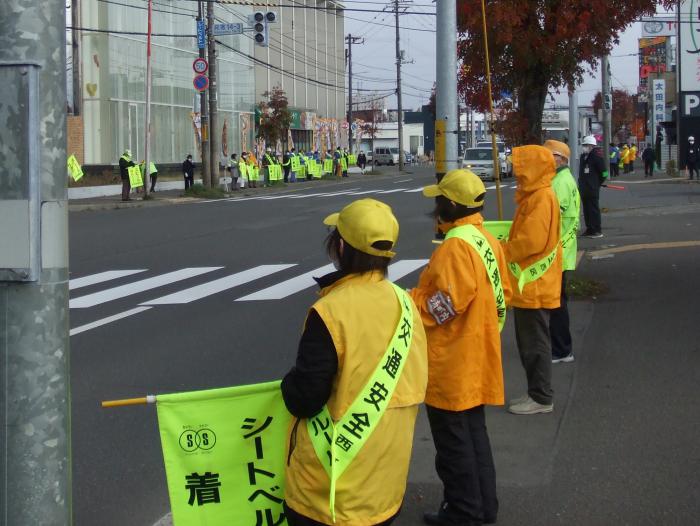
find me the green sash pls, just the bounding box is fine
[307,283,413,521]
[508,246,558,293]
[561,189,580,251]
[445,224,506,331]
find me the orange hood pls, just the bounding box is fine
[513,145,556,203]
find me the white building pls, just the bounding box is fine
[357,122,425,157]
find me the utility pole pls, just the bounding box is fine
[71,0,81,115]
[1,0,71,523]
[143,0,153,197]
[569,90,579,178]
[395,0,405,171]
[207,0,219,188]
[198,1,210,188]
[435,0,458,180]
[602,55,612,176]
[346,33,364,154]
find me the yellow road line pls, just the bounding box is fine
[588,241,700,258]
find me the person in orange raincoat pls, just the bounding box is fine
[411,169,512,526]
[502,145,562,416]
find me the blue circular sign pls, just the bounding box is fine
[193,74,209,92]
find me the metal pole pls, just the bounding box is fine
[601,55,612,176]
[480,0,503,219]
[435,0,458,179]
[71,0,81,115]
[143,0,153,197]
[346,34,364,154]
[207,0,219,189]
[395,0,404,171]
[569,90,579,178]
[347,34,353,153]
[0,0,71,523]
[198,1,210,188]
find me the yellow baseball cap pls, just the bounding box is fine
[543,140,570,160]
[422,169,486,207]
[323,198,399,258]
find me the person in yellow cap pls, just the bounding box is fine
[503,145,562,415]
[281,198,428,526]
[411,169,511,526]
[544,140,580,364]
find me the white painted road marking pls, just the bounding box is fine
[69,270,147,290]
[69,267,222,309]
[388,259,429,281]
[405,187,425,193]
[141,264,296,305]
[376,188,408,194]
[70,307,152,336]
[235,264,336,301]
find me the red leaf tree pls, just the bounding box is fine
[457,0,674,145]
[592,89,637,143]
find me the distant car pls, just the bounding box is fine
[374,147,400,166]
[462,148,496,181]
[404,151,413,164]
[476,141,511,177]
[363,150,373,163]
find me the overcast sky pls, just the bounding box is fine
[345,5,664,112]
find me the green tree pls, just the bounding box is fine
[256,86,292,146]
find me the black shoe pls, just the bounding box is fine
[424,511,484,526]
[423,511,443,525]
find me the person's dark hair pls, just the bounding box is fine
[431,194,484,223]
[231,153,237,159]
[324,228,392,277]
[186,154,192,160]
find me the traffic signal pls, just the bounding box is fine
[249,11,277,47]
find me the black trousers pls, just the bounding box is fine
[149,174,157,191]
[581,194,601,233]
[426,404,498,525]
[644,160,654,177]
[284,166,291,183]
[184,175,194,189]
[284,502,398,526]
[611,163,619,178]
[550,271,572,359]
[688,162,699,180]
[514,307,553,405]
[121,177,131,200]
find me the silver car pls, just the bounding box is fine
[462,148,496,181]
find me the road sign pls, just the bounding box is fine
[196,20,206,49]
[350,122,358,132]
[193,58,208,74]
[193,74,209,92]
[212,23,243,36]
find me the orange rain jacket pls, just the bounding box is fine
[411,214,512,411]
[502,145,562,309]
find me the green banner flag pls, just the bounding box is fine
[340,158,348,171]
[291,156,301,171]
[348,154,357,166]
[323,159,333,173]
[157,381,291,526]
[482,220,512,241]
[128,165,143,188]
[67,154,83,182]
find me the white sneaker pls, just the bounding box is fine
[508,394,529,406]
[508,396,553,415]
[552,353,575,364]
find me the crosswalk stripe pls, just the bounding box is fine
[235,263,336,301]
[140,264,296,305]
[346,190,378,195]
[388,259,429,281]
[69,270,147,291]
[69,267,222,309]
[70,306,153,336]
[376,188,408,194]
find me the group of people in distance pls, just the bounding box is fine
[280,140,583,526]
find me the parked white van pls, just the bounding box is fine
[374,147,400,166]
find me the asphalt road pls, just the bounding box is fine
[68,167,700,525]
